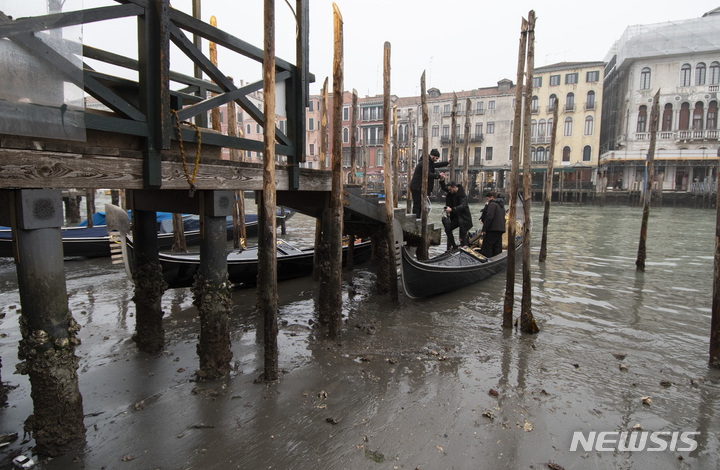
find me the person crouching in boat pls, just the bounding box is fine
[479,191,505,257]
[439,179,473,251]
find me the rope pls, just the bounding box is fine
[171,109,201,193]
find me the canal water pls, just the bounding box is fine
[0,201,718,469]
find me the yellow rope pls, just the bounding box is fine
[171,109,201,191]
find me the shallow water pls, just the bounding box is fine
[0,202,719,469]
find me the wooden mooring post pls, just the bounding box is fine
[503,16,528,329]
[350,89,358,185]
[4,189,86,455]
[539,105,558,263]
[711,146,720,368]
[463,98,471,188]
[418,71,430,260]
[636,90,660,272]
[450,93,457,179]
[406,108,414,215]
[392,104,399,208]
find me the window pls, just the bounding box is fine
[257,124,261,133]
[246,124,251,135]
[537,147,545,162]
[457,102,463,113]
[639,67,651,90]
[708,101,718,129]
[531,95,539,112]
[680,64,692,86]
[584,116,594,135]
[442,148,449,159]
[343,107,349,121]
[370,107,377,120]
[486,122,495,134]
[538,119,546,138]
[343,127,349,143]
[442,125,449,137]
[309,100,314,112]
[565,73,578,85]
[679,102,690,130]
[433,105,440,114]
[583,145,592,162]
[710,62,720,85]
[376,149,383,166]
[455,124,461,136]
[586,91,596,109]
[488,100,495,110]
[549,74,560,86]
[474,147,481,164]
[562,146,570,162]
[662,103,673,131]
[563,117,573,136]
[533,76,542,87]
[279,121,286,134]
[696,63,707,86]
[475,122,483,137]
[309,143,315,155]
[586,70,599,82]
[477,101,484,112]
[637,105,647,133]
[432,125,439,137]
[566,92,575,111]
[443,104,451,114]
[547,118,554,135]
[531,119,537,137]
[508,146,513,160]
[693,102,704,130]
[418,126,423,137]
[308,118,314,131]
[549,94,557,111]
[485,147,493,161]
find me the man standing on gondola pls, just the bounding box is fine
[409,148,450,218]
[479,191,505,257]
[439,179,472,251]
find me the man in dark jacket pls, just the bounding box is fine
[440,180,472,251]
[479,191,506,257]
[409,148,450,218]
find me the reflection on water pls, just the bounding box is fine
[0,203,718,469]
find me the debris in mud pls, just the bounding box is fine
[0,433,18,446]
[632,424,643,431]
[660,380,672,388]
[387,358,397,365]
[572,363,580,369]
[133,401,145,411]
[326,417,339,425]
[612,353,627,360]
[359,355,371,362]
[482,410,495,421]
[641,396,652,406]
[190,424,215,429]
[318,390,328,399]
[364,448,384,463]
[523,421,533,432]
[121,455,136,462]
[488,389,499,397]
[191,385,224,397]
[356,322,377,335]
[619,363,628,372]
[546,462,565,470]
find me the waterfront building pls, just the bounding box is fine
[599,8,720,194]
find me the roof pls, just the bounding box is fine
[534,61,606,73]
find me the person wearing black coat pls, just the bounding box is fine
[409,148,450,218]
[479,191,506,258]
[439,180,473,251]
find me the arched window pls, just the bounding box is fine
[246,124,251,134]
[662,103,673,131]
[584,116,594,135]
[549,94,557,111]
[538,119,547,138]
[537,147,545,162]
[679,102,690,130]
[583,145,592,162]
[343,127,349,143]
[693,102,704,130]
[563,117,573,136]
[586,90,596,109]
[696,63,707,86]
[432,125,439,137]
[547,118,554,135]
[531,96,539,112]
[566,92,575,111]
[531,119,537,137]
[637,105,647,133]
[640,67,651,90]
[708,101,718,130]
[530,147,536,162]
[680,64,692,86]
[562,146,571,162]
[710,62,720,85]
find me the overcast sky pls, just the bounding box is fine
[9,1,719,99]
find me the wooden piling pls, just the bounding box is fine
[362,144,368,193]
[406,108,414,214]
[85,189,95,227]
[418,71,430,261]
[711,147,720,368]
[503,16,528,329]
[227,77,246,249]
[392,105,399,208]
[209,16,221,132]
[539,105,558,263]
[350,89,358,184]
[66,189,80,224]
[636,90,660,272]
[520,10,538,334]
[381,41,398,298]
[171,213,188,252]
[320,76,329,170]
[12,189,86,455]
[258,0,280,379]
[463,98,471,188]
[450,93,457,179]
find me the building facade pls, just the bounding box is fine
[599,9,720,193]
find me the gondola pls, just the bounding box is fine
[0,208,293,258]
[398,196,523,299]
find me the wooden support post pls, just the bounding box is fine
[392,105,399,208]
[171,213,188,252]
[350,89,358,184]
[539,105,558,263]
[450,93,457,179]
[711,147,720,368]
[209,16,221,132]
[362,143,368,193]
[503,16,528,329]
[320,77,329,170]
[85,189,95,227]
[194,207,233,379]
[418,71,430,260]
[65,189,80,224]
[520,10,538,334]
[227,77,246,249]
[380,41,398,298]
[636,90,660,272]
[258,0,280,379]
[406,108,414,214]
[463,98,471,189]
[11,189,85,456]
[132,206,167,353]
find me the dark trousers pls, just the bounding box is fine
[442,216,469,249]
[480,231,503,258]
[411,189,423,218]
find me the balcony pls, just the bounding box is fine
[677,129,719,141]
[547,104,556,113]
[471,133,484,142]
[440,136,466,144]
[585,102,596,110]
[531,107,539,114]
[531,136,551,144]
[475,108,485,115]
[565,103,575,112]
